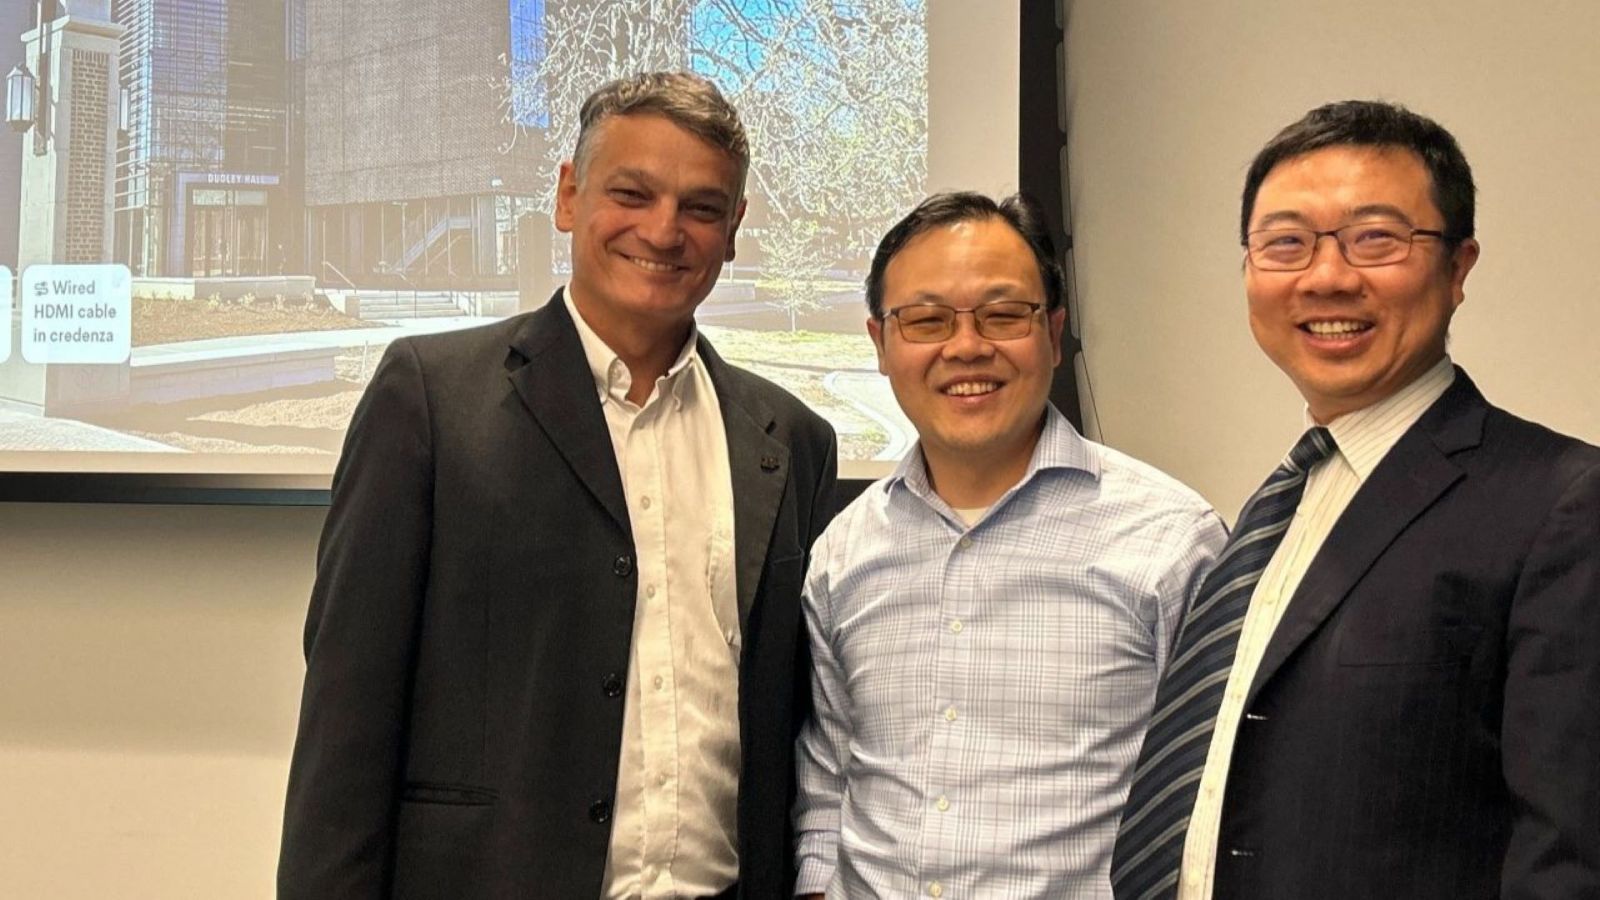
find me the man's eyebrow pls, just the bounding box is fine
[895,282,1032,306]
[606,168,732,205]
[682,186,734,205]
[606,167,654,186]
[1252,210,1312,230]
[1344,203,1414,223]
[1252,204,1416,230]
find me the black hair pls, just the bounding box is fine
[865,191,1065,318]
[1240,100,1475,248]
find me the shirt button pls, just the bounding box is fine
[936,795,950,811]
[646,584,657,598]
[949,619,963,633]
[657,772,669,787]
[612,555,634,577]
[641,495,652,509]
[929,882,944,898]
[653,674,665,691]
[944,706,958,722]
[958,536,973,549]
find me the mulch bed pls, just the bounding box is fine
[131,296,377,347]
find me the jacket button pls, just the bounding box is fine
[601,673,623,698]
[612,555,634,577]
[589,799,612,824]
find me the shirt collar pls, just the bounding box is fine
[564,287,701,409]
[888,403,1099,508]
[1303,355,1456,482]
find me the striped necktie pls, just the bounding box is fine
[1111,426,1336,900]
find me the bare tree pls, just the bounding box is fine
[499,0,928,328]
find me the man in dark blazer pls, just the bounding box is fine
[1113,101,1599,900]
[278,73,836,899]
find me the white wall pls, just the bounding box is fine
[1065,0,1600,515]
[5,4,1600,897]
[0,503,319,899]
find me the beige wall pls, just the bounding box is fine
[1065,0,1600,515]
[5,3,1600,897]
[0,502,320,898]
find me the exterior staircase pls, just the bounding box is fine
[354,290,464,320]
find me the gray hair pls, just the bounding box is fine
[572,71,749,196]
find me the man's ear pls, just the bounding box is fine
[553,161,579,234]
[1448,238,1480,310]
[866,315,888,376]
[1046,307,1067,367]
[724,197,748,262]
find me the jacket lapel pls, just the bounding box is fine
[504,292,631,536]
[1245,372,1487,707]
[701,339,789,632]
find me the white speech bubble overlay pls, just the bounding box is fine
[21,264,133,365]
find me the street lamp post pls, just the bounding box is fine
[5,64,35,133]
[26,0,59,155]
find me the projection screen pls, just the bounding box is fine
[0,0,1023,498]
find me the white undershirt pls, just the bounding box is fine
[1178,356,1456,899]
[951,505,990,526]
[566,292,741,900]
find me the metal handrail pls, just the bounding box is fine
[320,260,356,290]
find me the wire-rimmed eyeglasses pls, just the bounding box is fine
[1244,221,1445,271]
[882,299,1045,343]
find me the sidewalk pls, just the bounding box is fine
[131,315,500,365]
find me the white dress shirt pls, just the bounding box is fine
[565,293,742,900]
[1177,356,1457,899]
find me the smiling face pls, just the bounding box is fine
[1245,145,1479,422]
[868,217,1065,485]
[554,113,745,342]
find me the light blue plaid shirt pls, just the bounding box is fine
[794,407,1227,898]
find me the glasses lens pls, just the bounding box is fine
[1248,229,1314,270]
[895,306,954,342]
[975,301,1036,338]
[1339,222,1410,265]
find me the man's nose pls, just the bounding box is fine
[637,202,686,249]
[941,313,995,360]
[1298,234,1362,294]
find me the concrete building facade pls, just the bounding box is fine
[302,0,546,290]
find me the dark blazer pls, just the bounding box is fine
[1212,369,1600,900]
[278,295,838,899]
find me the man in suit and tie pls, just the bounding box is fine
[278,71,837,899]
[1112,100,1600,900]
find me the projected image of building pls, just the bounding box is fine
[0,1,30,270]
[301,0,546,292]
[111,0,303,278]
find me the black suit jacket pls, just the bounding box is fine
[278,295,837,899]
[1212,370,1600,900]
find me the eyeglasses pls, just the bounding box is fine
[883,299,1045,343]
[1244,221,1445,271]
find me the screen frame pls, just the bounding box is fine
[0,0,1071,506]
